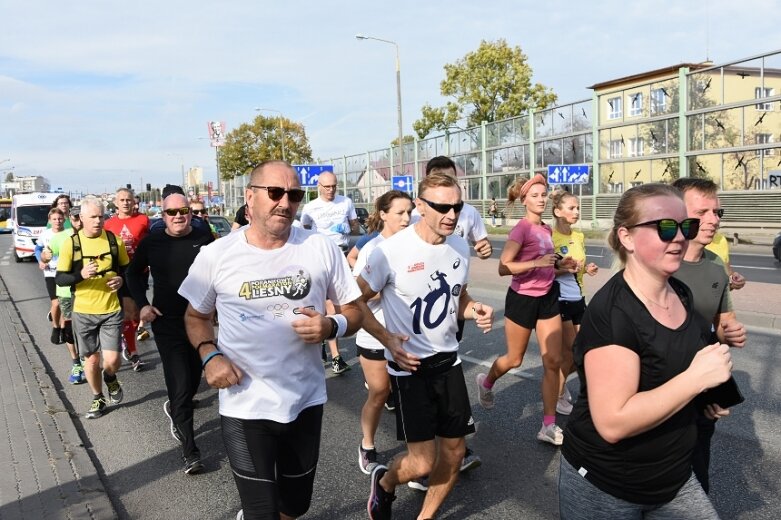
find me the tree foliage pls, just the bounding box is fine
[218,115,313,180]
[413,39,557,139]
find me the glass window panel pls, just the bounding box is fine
[552,106,574,135]
[535,110,553,138]
[573,100,592,131]
[688,71,721,110]
[723,58,764,105]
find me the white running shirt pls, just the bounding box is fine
[359,225,471,376]
[300,194,357,247]
[352,234,385,351]
[179,227,361,422]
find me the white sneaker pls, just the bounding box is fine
[537,423,564,446]
[236,510,243,520]
[556,395,573,415]
[476,373,495,409]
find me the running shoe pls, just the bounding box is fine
[136,327,151,341]
[183,455,204,475]
[556,395,573,415]
[359,445,378,475]
[407,476,429,492]
[106,378,123,405]
[537,423,564,446]
[85,397,107,419]
[475,373,495,409]
[384,393,396,412]
[368,465,395,520]
[460,447,482,473]
[50,328,62,345]
[121,347,131,362]
[332,355,350,374]
[130,354,146,372]
[164,400,184,442]
[68,363,85,385]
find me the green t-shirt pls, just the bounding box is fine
[48,228,76,298]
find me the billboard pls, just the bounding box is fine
[207,121,227,147]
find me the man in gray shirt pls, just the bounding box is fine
[672,177,746,494]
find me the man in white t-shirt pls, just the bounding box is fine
[179,161,363,520]
[358,172,494,520]
[301,171,359,374]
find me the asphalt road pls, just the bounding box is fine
[483,239,781,285]
[1,234,779,519]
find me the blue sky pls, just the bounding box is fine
[1,0,778,193]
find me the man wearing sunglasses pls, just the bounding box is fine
[190,200,219,238]
[126,193,214,475]
[357,172,495,520]
[56,196,130,419]
[672,177,747,494]
[301,171,359,375]
[179,160,362,520]
[105,187,150,371]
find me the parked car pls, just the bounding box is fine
[208,215,231,237]
[773,231,781,261]
[355,207,369,226]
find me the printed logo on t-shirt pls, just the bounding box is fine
[560,245,569,255]
[455,224,465,238]
[237,266,312,301]
[408,262,425,273]
[410,270,452,334]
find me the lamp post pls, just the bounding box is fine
[254,108,287,162]
[166,153,186,189]
[355,33,404,174]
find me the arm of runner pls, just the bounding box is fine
[715,312,746,348]
[356,275,418,371]
[473,238,492,259]
[184,303,243,389]
[728,270,745,291]
[458,286,494,333]
[498,239,557,276]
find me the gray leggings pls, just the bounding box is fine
[558,458,719,520]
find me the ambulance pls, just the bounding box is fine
[10,192,59,262]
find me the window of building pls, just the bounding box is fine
[607,97,622,120]
[629,138,644,157]
[609,139,623,159]
[629,93,643,117]
[756,133,775,155]
[650,88,666,114]
[755,87,774,111]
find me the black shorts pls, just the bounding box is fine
[44,277,57,300]
[391,355,475,443]
[221,405,323,519]
[357,344,386,361]
[559,298,586,325]
[504,282,560,330]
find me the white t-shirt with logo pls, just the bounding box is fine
[300,194,357,247]
[352,234,385,351]
[360,225,471,375]
[411,202,488,244]
[178,227,361,423]
[38,228,58,277]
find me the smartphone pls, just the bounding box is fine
[699,376,745,409]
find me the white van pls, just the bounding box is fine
[10,192,59,262]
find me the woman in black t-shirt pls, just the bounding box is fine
[559,184,731,519]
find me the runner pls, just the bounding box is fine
[35,208,66,344]
[179,161,362,519]
[358,172,494,520]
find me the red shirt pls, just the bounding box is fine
[104,213,150,260]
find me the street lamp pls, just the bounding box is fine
[254,108,287,162]
[355,33,404,174]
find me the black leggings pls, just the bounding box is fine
[222,405,323,520]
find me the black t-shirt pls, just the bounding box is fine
[234,205,248,226]
[561,271,712,505]
[126,227,214,317]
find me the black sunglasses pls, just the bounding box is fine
[249,185,306,203]
[164,207,190,217]
[714,208,724,218]
[191,209,206,215]
[419,197,464,214]
[626,218,700,241]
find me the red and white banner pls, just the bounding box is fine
[207,121,227,147]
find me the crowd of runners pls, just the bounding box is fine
[32,156,747,519]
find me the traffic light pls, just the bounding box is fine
[146,183,151,192]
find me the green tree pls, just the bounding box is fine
[413,39,557,139]
[390,135,416,147]
[218,115,313,180]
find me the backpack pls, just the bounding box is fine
[70,230,120,278]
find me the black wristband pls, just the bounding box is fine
[326,317,338,340]
[196,340,218,353]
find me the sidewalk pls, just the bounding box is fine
[469,254,781,333]
[0,276,115,519]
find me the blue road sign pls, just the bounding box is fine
[294,165,334,187]
[547,164,590,184]
[392,175,414,192]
